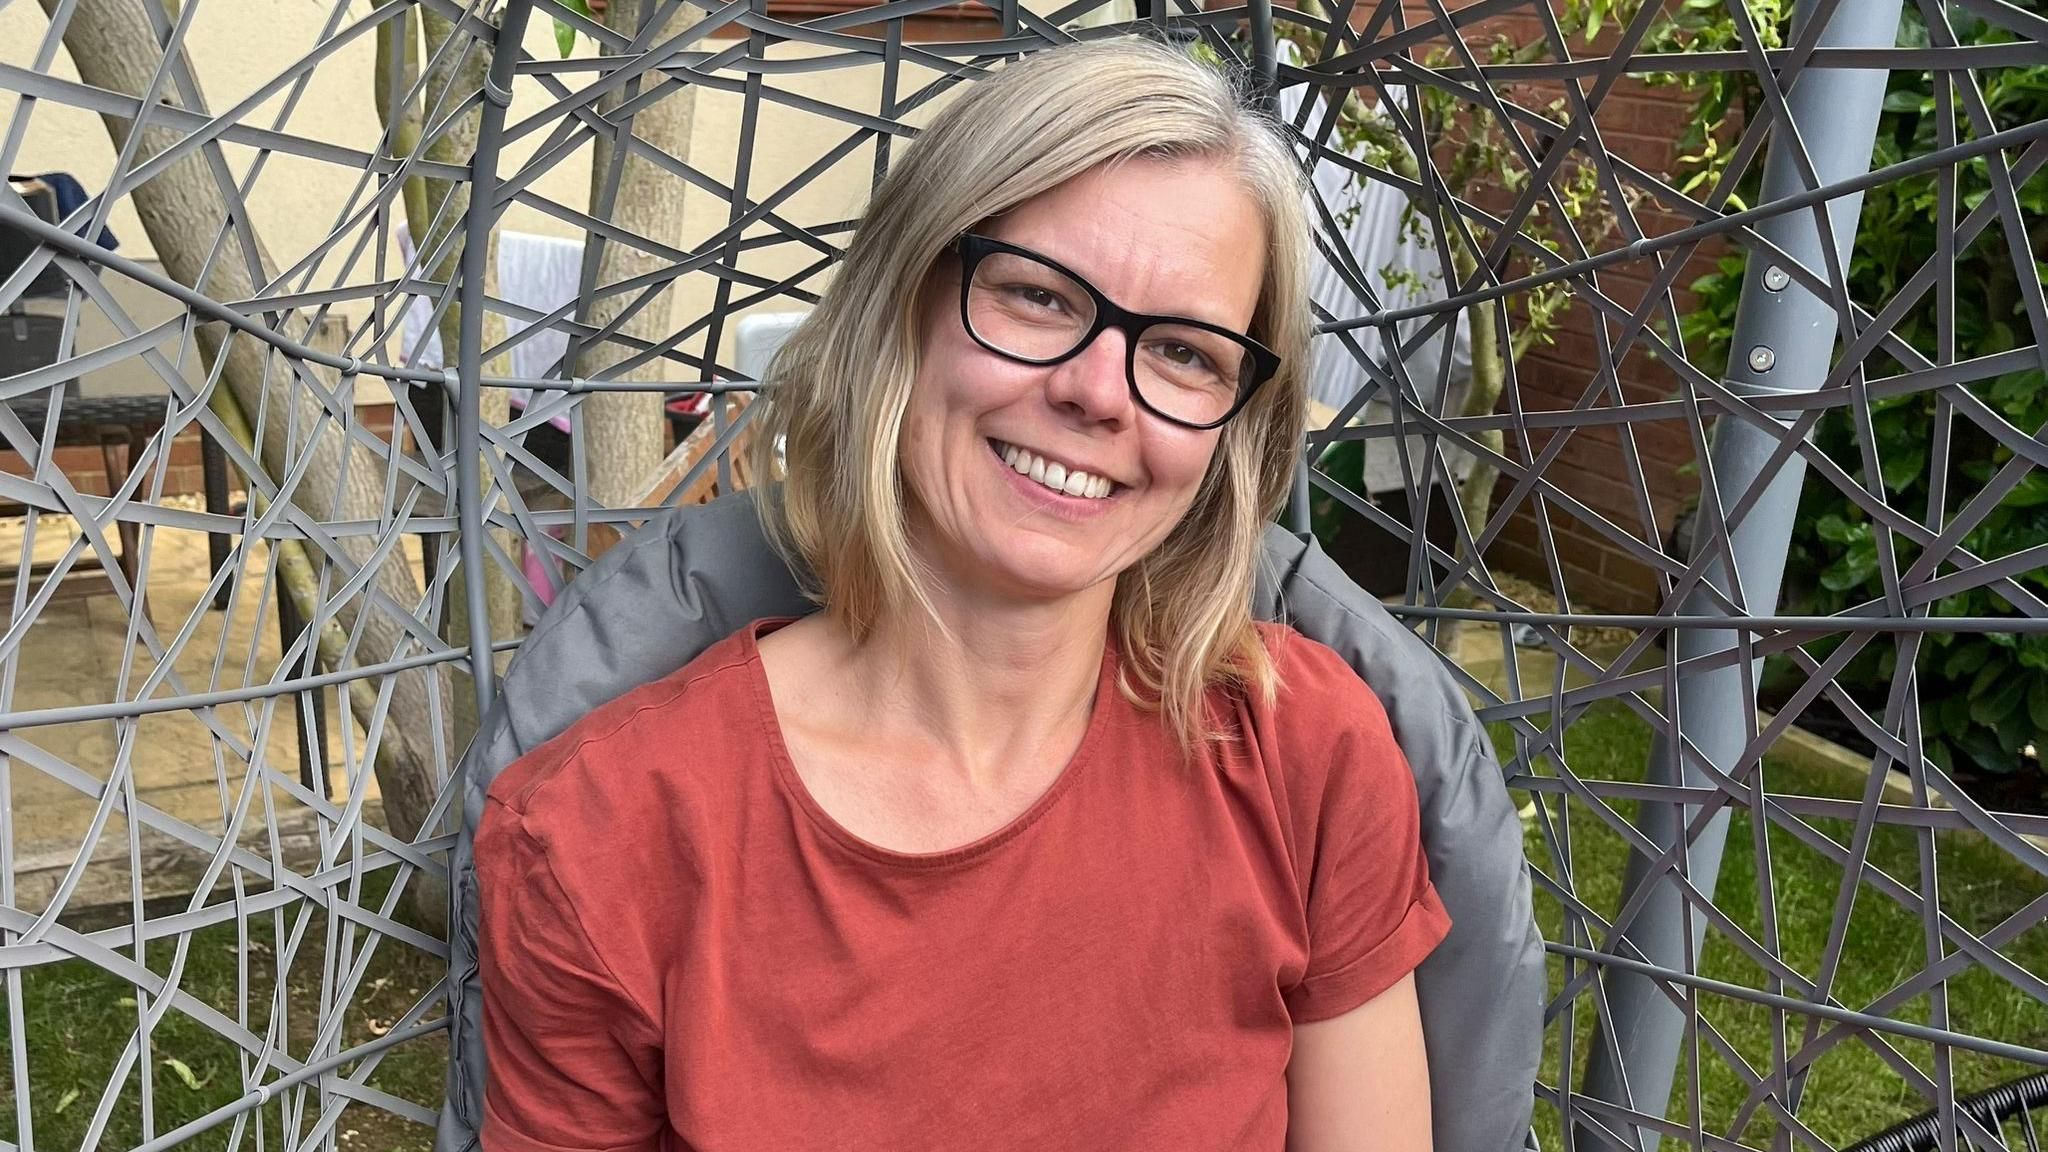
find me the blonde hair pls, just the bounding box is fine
[751,35,1314,751]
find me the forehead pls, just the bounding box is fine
[981,158,1268,330]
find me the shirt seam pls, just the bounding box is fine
[500,640,764,814]
[489,797,666,1033]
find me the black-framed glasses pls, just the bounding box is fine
[951,233,1281,430]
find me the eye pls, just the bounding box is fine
[1154,340,1212,370]
[1005,283,1066,312]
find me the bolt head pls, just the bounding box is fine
[1763,266,1790,291]
[1747,345,1776,372]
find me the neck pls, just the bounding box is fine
[846,573,1114,787]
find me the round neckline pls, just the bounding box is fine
[741,616,1117,870]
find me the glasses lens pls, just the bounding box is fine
[963,244,1257,428]
[965,251,1097,361]
[1133,321,1251,426]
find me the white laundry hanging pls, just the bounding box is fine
[1276,46,1475,493]
[396,229,585,431]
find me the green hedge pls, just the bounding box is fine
[1682,7,2048,786]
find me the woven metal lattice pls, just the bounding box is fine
[2,0,2047,1148]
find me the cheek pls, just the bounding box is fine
[897,382,952,511]
[1145,432,1225,506]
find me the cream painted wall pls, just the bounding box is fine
[3,0,1130,390]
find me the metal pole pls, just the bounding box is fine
[1579,0,1903,1144]
[1248,0,1278,107]
[455,0,534,721]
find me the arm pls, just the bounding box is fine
[1285,973,1432,1152]
[1273,633,1449,1150]
[478,800,667,1152]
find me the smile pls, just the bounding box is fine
[988,439,1118,500]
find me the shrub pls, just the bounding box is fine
[1680,7,2048,791]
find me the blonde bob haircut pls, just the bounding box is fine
[751,35,1315,751]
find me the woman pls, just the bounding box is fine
[477,36,1449,1151]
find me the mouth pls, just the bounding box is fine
[988,439,1120,501]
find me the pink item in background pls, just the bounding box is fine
[523,528,564,616]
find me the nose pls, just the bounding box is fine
[1043,328,1135,429]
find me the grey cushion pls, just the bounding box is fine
[434,490,1541,1151]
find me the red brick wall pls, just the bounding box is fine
[1,404,398,504]
[0,432,215,501]
[1377,3,1717,610]
[1495,92,1716,612]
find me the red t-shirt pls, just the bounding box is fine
[478,618,1448,1152]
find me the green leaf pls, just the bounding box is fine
[1821,543,1878,591]
[1970,654,2011,699]
[2006,471,2048,508]
[2029,678,2048,732]
[1987,369,2043,408]
[54,1088,80,1115]
[548,0,593,57]
[1880,446,1927,492]
[1971,672,2027,726]
[163,1058,208,1092]
[1999,710,2035,754]
[1943,641,1992,680]
[1815,513,1855,543]
[2019,634,2048,671]
[1958,725,2018,774]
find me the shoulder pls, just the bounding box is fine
[475,626,772,977]
[491,627,760,805]
[480,625,765,865]
[1244,622,1411,821]
[1253,622,1396,740]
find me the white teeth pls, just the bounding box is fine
[994,441,1114,500]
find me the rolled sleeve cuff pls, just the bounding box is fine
[1285,885,1453,1024]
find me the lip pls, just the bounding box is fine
[987,438,1122,517]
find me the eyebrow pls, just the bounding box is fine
[1006,234,1256,333]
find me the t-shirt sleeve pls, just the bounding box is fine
[1280,637,1453,1025]
[477,796,666,1152]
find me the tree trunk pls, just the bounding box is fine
[373,0,431,239]
[44,0,451,867]
[1455,286,1508,570]
[576,0,703,508]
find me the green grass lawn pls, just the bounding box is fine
[5,704,2045,1151]
[1502,701,2048,1150]
[0,868,447,1151]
